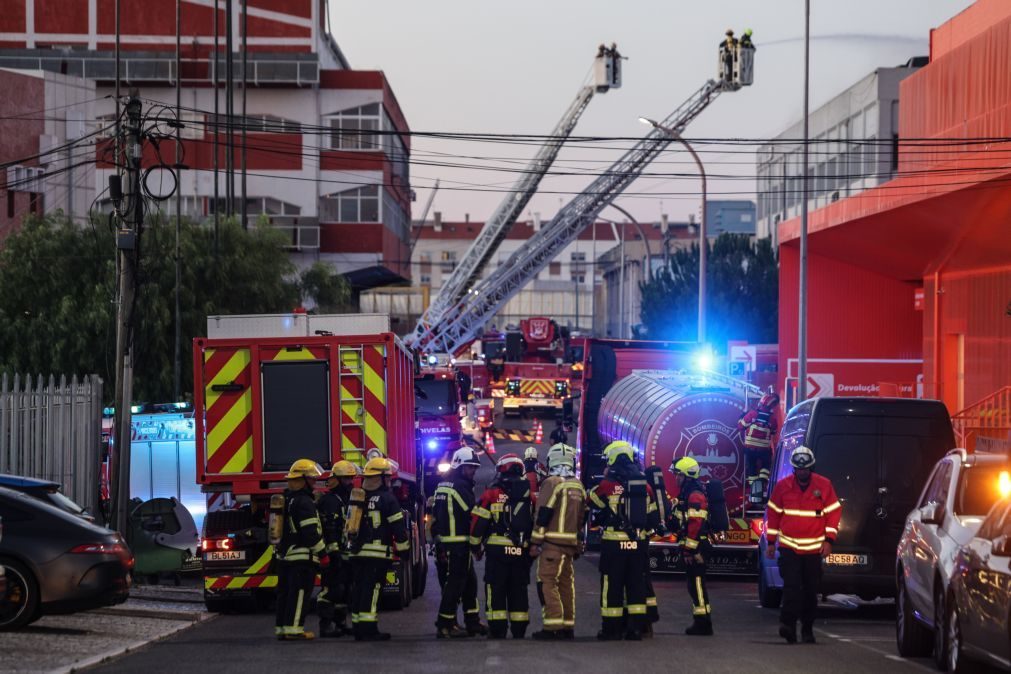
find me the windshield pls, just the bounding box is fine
[484,341,506,360]
[415,379,458,416]
[955,464,1011,516]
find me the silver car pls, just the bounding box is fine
[896,448,1009,668]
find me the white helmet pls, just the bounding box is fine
[790,445,816,469]
[547,450,575,477]
[451,447,481,470]
[523,446,539,461]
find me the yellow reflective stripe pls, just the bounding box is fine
[438,535,468,543]
[767,501,783,513]
[693,606,710,615]
[509,612,529,621]
[823,501,841,513]
[627,604,646,615]
[388,511,404,523]
[489,611,508,620]
[646,597,657,607]
[766,528,780,536]
[543,618,565,625]
[684,538,699,550]
[687,509,708,518]
[601,530,630,541]
[601,607,624,617]
[298,517,320,528]
[783,508,822,517]
[544,532,578,540]
[326,542,342,553]
[294,589,305,627]
[589,491,606,508]
[779,533,826,545]
[469,536,483,546]
[472,507,491,519]
[825,527,839,534]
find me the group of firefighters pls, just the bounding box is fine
[272,421,841,645]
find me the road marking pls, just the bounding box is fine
[485,656,503,666]
[816,628,934,672]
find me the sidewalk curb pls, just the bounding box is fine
[90,607,208,621]
[49,613,216,674]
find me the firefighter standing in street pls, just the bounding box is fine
[765,445,842,644]
[346,456,409,642]
[670,456,714,636]
[642,464,672,636]
[589,441,658,641]
[433,447,487,638]
[316,460,357,638]
[470,453,535,639]
[523,446,547,500]
[530,443,586,640]
[275,459,328,641]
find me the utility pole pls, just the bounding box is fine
[112,94,143,536]
[240,0,248,230]
[174,0,182,401]
[798,0,811,402]
[224,0,234,217]
[212,0,220,251]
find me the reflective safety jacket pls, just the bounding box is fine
[279,487,325,563]
[766,473,841,554]
[318,485,351,556]
[672,480,709,552]
[350,484,409,561]
[738,406,777,450]
[531,475,586,553]
[589,477,658,543]
[469,476,533,549]
[433,473,475,544]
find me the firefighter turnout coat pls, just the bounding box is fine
[279,486,325,562]
[531,476,587,553]
[765,473,841,554]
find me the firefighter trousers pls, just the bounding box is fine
[642,543,658,623]
[484,547,531,638]
[349,557,389,636]
[536,545,575,632]
[685,558,711,619]
[599,539,647,636]
[317,556,352,626]
[275,560,315,636]
[436,543,480,629]
[777,549,822,629]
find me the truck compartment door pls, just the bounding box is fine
[261,360,331,472]
[203,347,255,476]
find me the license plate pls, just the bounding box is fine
[825,553,868,566]
[205,551,245,562]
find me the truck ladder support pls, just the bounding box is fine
[430,78,732,355]
[408,46,622,350]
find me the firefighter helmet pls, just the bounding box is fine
[726,28,734,36]
[451,447,481,470]
[744,28,753,37]
[604,440,634,466]
[363,457,393,476]
[330,460,359,478]
[524,446,539,461]
[790,445,816,469]
[496,453,524,475]
[548,442,576,459]
[547,449,576,475]
[671,456,701,479]
[286,459,324,480]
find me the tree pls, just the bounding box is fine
[0,213,303,402]
[298,261,352,313]
[637,233,778,347]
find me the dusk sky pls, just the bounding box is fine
[329,1,974,225]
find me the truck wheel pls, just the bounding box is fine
[402,561,413,609]
[758,558,782,609]
[0,559,40,631]
[413,554,428,598]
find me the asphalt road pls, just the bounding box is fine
[88,414,947,674]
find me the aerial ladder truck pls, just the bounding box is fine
[418,37,755,357]
[407,45,623,351]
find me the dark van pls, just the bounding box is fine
[758,397,955,607]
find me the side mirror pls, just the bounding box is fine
[921,502,945,526]
[992,535,1011,557]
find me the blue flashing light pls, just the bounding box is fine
[426,439,439,452]
[694,347,715,372]
[427,355,439,366]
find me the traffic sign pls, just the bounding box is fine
[730,345,756,371]
[806,373,834,398]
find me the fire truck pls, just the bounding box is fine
[578,339,771,574]
[195,314,427,612]
[415,365,467,496]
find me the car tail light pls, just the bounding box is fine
[69,542,134,568]
[201,537,233,552]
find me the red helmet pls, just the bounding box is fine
[496,453,524,474]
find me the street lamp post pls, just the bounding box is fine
[639,117,708,344]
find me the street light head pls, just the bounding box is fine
[638,117,659,128]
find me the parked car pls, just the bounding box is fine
[896,449,1010,666]
[946,495,1011,672]
[0,485,132,630]
[0,474,94,521]
[758,397,955,608]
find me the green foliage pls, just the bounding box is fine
[637,233,778,347]
[0,213,307,402]
[298,261,352,313]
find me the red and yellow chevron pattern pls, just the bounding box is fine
[519,379,555,397]
[204,347,254,475]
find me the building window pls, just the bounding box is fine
[209,197,301,217]
[382,190,409,241]
[6,191,13,218]
[420,274,431,285]
[320,185,379,223]
[549,261,562,276]
[328,103,381,151]
[440,251,457,273]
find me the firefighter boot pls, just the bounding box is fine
[466,621,488,637]
[281,631,316,641]
[685,617,714,636]
[779,622,798,644]
[318,618,340,639]
[532,630,562,641]
[488,625,508,640]
[801,625,816,644]
[510,624,527,640]
[436,624,471,639]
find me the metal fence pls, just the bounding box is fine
[0,373,104,520]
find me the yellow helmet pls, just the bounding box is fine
[286,459,324,480]
[604,440,634,466]
[671,456,701,479]
[330,460,358,478]
[363,457,394,476]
